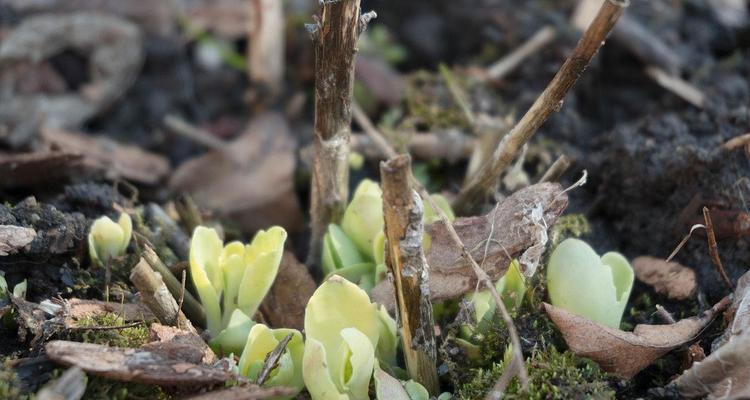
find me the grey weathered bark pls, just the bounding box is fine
[130,258,195,332]
[380,154,439,394]
[306,0,375,267]
[141,245,205,327]
[454,0,628,213]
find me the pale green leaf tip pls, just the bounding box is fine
[547,238,634,328]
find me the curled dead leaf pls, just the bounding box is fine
[170,112,303,234]
[673,333,750,399]
[544,300,729,379]
[632,256,697,300]
[372,183,567,308]
[712,269,750,351]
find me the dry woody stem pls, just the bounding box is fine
[356,100,530,390]
[307,0,373,267]
[454,0,628,213]
[381,154,439,394]
[130,258,195,332]
[141,244,206,327]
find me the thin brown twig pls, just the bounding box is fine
[721,132,750,151]
[539,154,572,183]
[486,25,557,81]
[356,102,530,389]
[454,0,628,213]
[644,66,704,108]
[703,207,734,290]
[654,304,677,324]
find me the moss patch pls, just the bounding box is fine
[64,313,150,348]
[0,359,30,400]
[455,345,615,400]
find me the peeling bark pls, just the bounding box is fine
[380,154,439,394]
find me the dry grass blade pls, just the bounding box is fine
[486,25,557,81]
[454,0,629,213]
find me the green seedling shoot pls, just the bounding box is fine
[546,238,634,328]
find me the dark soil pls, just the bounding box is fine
[1,0,748,398]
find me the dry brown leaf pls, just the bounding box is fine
[259,251,316,331]
[544,300,729,379]
[0,13,142,147]
[170,112,304,234]
[372,183,567,308]
[46,339,236,387]
[712,269,750,351]
[40,128,170,185]
[0,152,87,189]
[674,333,750,399]
[633,256,697,300]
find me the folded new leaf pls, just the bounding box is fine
[547,238,633,328]
[303,276,398,400]
[189,225,286,354]
[88,212,132,267]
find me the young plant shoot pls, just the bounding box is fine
[546,238,634,328]
[303,275,399,400]
[88,212,132,268]
[189,225,287,354]
[322,179,454,290]
[238,324,305,398]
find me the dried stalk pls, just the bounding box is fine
[355,102,530,389]
[454,0,628,213]
[539,154,572,183]
[130,258,196,332]
[486,25,556,81]
[306,0,374,267]
[703,207,733,290]
[380,154,439,394]
[141,244,206,327]
[248,0,285,101]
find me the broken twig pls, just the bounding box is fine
[539,154,572,183]
[130,258,195,332]
[353,104,531,390]
[307,0,375,267]
[486,25,556,81]
[381,154,439,394]
[454,0,628,213]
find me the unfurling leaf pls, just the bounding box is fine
[547,238,633,328]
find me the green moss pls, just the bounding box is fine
[549,214,591,247]
[0,359,31,400]
[65,313,149,348]
[82,376,171,400]
[405,71,473,131]
[455,346,614,400]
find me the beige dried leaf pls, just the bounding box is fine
[674,333,750,399]
[372,183,567,308]
[632,256,697,300]
[544,300,728,379]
